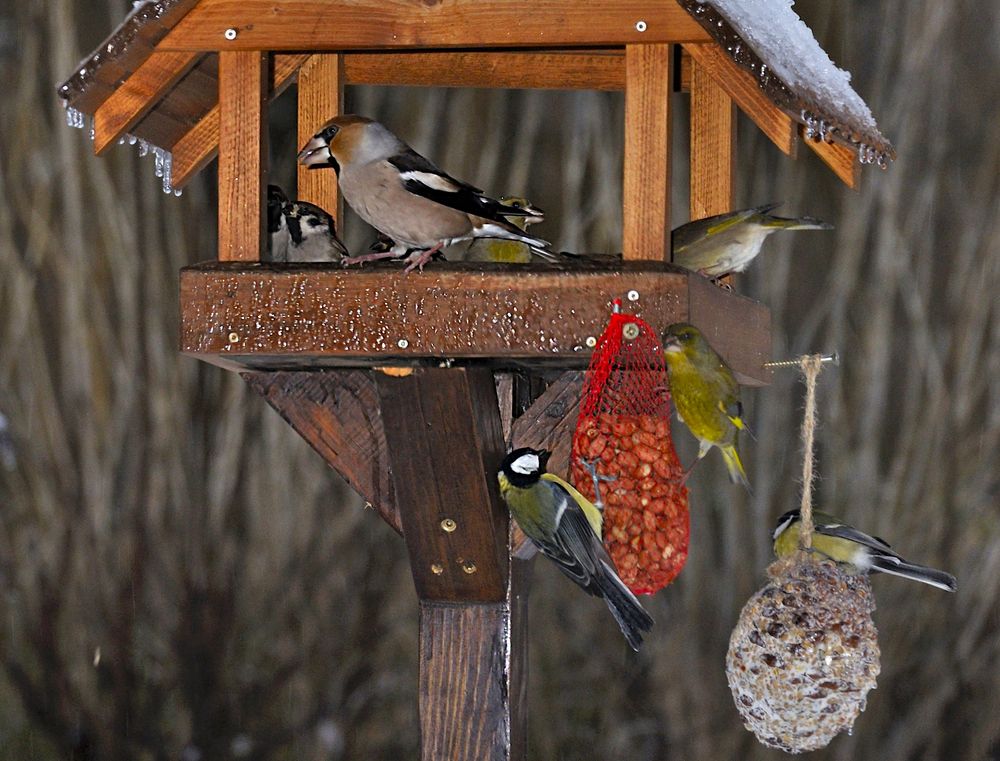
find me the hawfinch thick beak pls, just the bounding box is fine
[297,136,333,168]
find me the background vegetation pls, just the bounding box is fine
[0,0,997,758]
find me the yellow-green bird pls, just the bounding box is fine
[465,196,554,263]
[672,203,832,279]
[773,510,957,592]
[661,323,751,492]
[497,447,654,650]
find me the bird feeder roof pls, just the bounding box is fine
[57,0,894,192]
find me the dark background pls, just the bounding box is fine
[0,1,997,759]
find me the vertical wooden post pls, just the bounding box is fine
[623,44,672,261]
[689,54,736,220]
[375,368,526,761]
[297,53,344,219]
[217,51,268,262]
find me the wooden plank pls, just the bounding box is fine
[217,51,268,262]
[172,54,307,190]
[159,0,712,51]
[179,262,771,385]
[243,370,401,534]
[375,368,509,601]
[419,601,524,761]
[342,50,626,90]
[689,55,736,221]
[803,127,861,189]
[297,55,344,219]
[623,44,672,261]
[687,271,771,387]
[93,51,200,155]
[685,42,798,158]
[509,372,582,477]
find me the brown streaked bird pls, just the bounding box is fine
[297,115,549,272]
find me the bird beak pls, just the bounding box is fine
[662,335,681,353]
[539,450,552,469]
[297,136,333,168]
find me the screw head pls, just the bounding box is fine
[462,561,478,575]
[635,20,647,32]
[224,27,238,40]
[441,518,457,533]
[622,322,641,341]
[431,563,444,575]
[228,332,240,343]
[627,289,640,302]
[585,336,597,348]
[397,338,409,349]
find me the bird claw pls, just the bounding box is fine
[403,244,444,273]
[340,251,400,268]
[579,457,616,511]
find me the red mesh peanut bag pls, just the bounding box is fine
[570,300,689,594]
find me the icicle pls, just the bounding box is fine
[89,118,95,141]
[160,150,174,194]
[153,146,164,178]
[128,134,138,146]
[138,138,149,157]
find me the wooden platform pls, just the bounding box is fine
[180,260,772,385]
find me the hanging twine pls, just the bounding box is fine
[797,355,824,550]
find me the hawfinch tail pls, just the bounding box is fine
[298,115,549,271]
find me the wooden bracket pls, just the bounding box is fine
[690,55,736,220]
[297,54,344,219]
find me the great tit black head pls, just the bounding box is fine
[499,447,551,488]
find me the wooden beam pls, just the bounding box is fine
[689,55,736,221]
[685,42,798,157]
[242,370,401,534]
[217,50,268,261]
[159,0,712,51]
[172,53,307,190]
[93,51,200,155]
[623,44,672,261]
[297,54,344,220]
[802,127,861,189]
[342,50,626,90]
[375,368,508,602]
[179,262,772,384]
[509,372,582,477]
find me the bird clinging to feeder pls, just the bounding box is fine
[297,115,550,271]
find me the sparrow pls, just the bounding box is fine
[282,200,349,262]
[672,204,833,278]
[297,115,550,271]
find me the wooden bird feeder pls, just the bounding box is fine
[59,2,893,758]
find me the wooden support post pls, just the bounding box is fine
[623,44,672,261]
[689,56,736,221]
[297,54,344,218]
[218,51,268,261]
[375,368,525,761]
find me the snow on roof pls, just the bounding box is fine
[684,0,894,166]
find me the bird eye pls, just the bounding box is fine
[319,125,339,142]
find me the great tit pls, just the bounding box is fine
[497,447,654,650]
[662,323,751,492]
[773,509,957,592]
[672,203,833,279]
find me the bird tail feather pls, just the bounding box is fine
[720,445,752,495]
[870,556,957,592]
[597,560,654,651]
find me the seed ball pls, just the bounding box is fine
[726,553,880,753]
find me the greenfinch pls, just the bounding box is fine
[672,203,832,278]
[497,447,654,650]
[465,196,550,263]
[773,510,957,591]
[661,323,751,491]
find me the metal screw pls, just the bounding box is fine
[224,28,238,40]
[627,289,640,302]
[228,332,240,343]
[462,561,478,575]
[635,20,647,32]
[622,322,641,341]
[431,563,444,575]
[441,518,457,533]
[585,336,597,348]
[763,352,840,369]
[397,338,409,349]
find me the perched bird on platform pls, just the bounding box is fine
[661,323,751,492]
[773,510,957,592]
[672,203,833,278]
[297,115,550,272]
[498,447,655,650]
[281,200,349,262]
[267,184,290,262]
[465,196,555,263]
